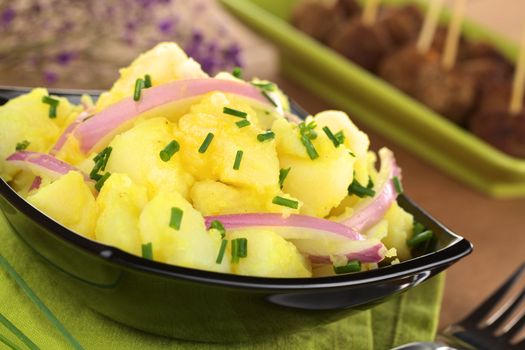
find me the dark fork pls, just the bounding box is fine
[439,262,525,350]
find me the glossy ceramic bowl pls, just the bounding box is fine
[0,88,472,342]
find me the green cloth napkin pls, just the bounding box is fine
[0,211,444,350]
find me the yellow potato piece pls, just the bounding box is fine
[105,117,194,199]
[27,171,96,238]
[0,89,81,180]
[95,173,148,255]
[381,202,414,261]
[190,180,301,216]
[139,190,229,273]
[96,42,207,111]
[227,229,311,278]
[178,92,280,192]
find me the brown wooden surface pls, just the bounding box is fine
[277,77,525,329]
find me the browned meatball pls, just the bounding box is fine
[379,5,423,46]
[292,2,345,43]
[334,0,361,18]
[379,45,476,124]
[328,19,392,72]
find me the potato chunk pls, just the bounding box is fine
[227,229,311,278]
[95,173,148,255]
[381,202,414,260]
[96,42,207,111]
[27,171,96,238]
[105,117,194,199]
[178,92,280,192]
[0,88,81,180]
[139,190,229,272]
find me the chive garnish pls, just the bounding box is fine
[233,150,243,170]
[251,82,275,91]
[133,78,144,101]
[15,140,30,151]
[169,207,183,230]
[279,167,291,189]
[322,126,342,147]
[94,172,111,192]
[407,230,434,247]
[159,140,180,162]
[300,135,319,160]
[261,90,277,107]
[231,238,248,264]
[348,150,356,157]
[413,221,425,236]
[42,95,59,118]
[393,176,403,194]
[333,260,361,274]
[143,74,152,88]
[141,242,153,260]
[334,130,345,145]
[0,313,39,350]
[0,255,85,350]
[257,131,275,142]
[223,107,247,118]
[216,239,228,264]
[272,196,299,209]
[235,119,250,128]
[210,220,226,238]
[299,121,318,140]
[90,147,112,180]
[232,67,242,78]
[348,176,375,198]
[198,133,214,153]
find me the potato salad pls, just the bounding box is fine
[0,43,431,278]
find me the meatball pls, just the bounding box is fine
[380,5,423,46]
[292,1,346,43]
[379,45,476,124]
[334,0,361,18]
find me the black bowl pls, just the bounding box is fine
[0,88,472,342]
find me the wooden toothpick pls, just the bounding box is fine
[509,23,525,115]
[417,0,445,54]
[362,0,380,27]
[442,0,467,70]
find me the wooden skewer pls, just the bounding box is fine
[442,0,467,70]
[362,0,380,27]
[509,23,525,115]
[417,0,445,54]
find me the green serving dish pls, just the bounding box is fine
[221,0,525,198]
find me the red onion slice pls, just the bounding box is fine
[49,109,93,156]
[205,213,386,263]
[6,151,90,182]
[73,78,271,154]
[339,148,401,232]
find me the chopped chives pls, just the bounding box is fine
[300,135,319,160]
[210,220,226,238]
[272,196,299,209]
[15,140,30,151]
[299,121,318,140]
[231,238,248,264]
[334,130,345,145]
[348,150,356,157]
[159,140,180,162]
[95,172,111,192]
[261,90,277,107]
[169,207,183,230]
[198,133,214,153]
[100,147,112,171]
[322,126,342,147]
[333,260,361,274]
[251,82,275,91]
[141,243,153,260]
[42,95,59,118]
[407,230,434,247]
[413,221,425,236]
[232,67,242,78]
[348,177,375,198]
[133,78,144,101]
[235,119,250,128]
[90,147,112,180]
[143,74,152,88]
[279,167,291,189]
[257,130,275,142]
[216,239,229,264]
[233,150,243,170]
[223,107,247,118]
[393,176,404,194]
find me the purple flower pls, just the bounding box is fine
[1,8,15,25]
[43,71,58,84]
[56,51,76,65]
[157,18,176,34]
